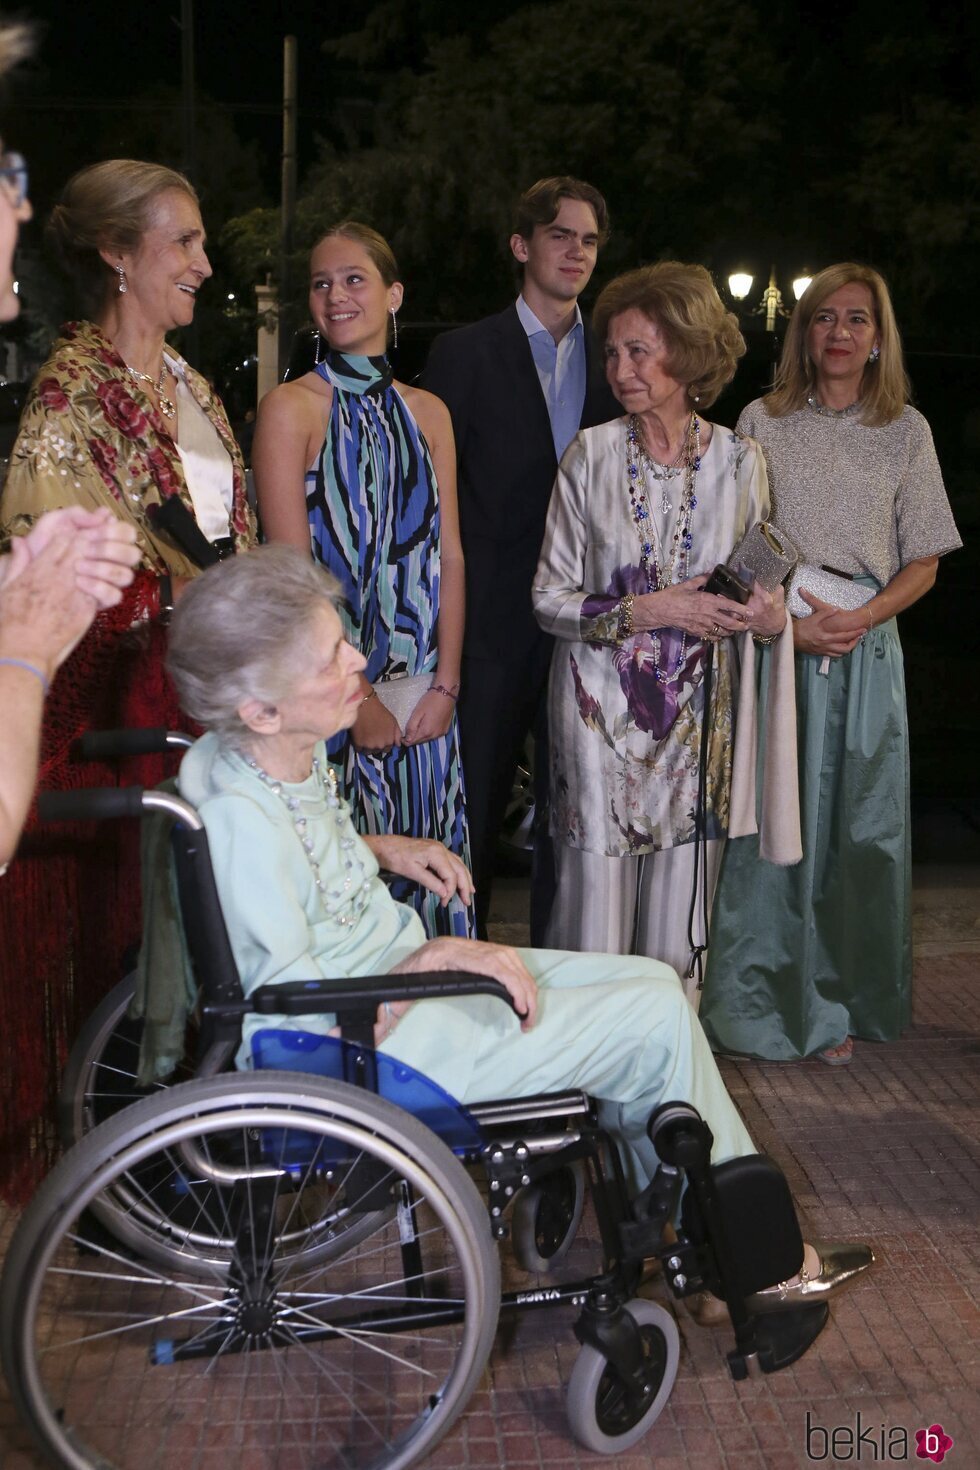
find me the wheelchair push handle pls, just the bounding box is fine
[38,786,204,831]
[39,787,148,823]
[73,728,194,760]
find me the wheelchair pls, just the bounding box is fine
[1,732,831,1470]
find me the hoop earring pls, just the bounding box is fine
[115,264,127,294]
[390,307,399,350]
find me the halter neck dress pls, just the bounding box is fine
[305,350,474,938]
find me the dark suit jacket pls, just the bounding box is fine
[422,304,620,661]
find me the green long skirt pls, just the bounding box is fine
[700,615,911,1060]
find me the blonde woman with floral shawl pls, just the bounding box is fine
[0,160,255,1200]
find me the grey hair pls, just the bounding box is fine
[167,545,343,746]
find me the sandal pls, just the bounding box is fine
[817,1037,853,1066]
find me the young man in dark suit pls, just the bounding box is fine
[422,176,620,942]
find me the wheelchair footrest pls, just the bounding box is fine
[728,1303,829,1380]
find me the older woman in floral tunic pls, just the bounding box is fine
[533,262,793,980]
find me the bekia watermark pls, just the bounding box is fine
[805,1411,955,1462]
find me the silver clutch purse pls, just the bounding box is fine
[786,566,875,619]
[373,672,434,733]
[727,521,800,594]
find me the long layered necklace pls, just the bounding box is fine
[245,753,372,927]
[127,360,176,419]
[626,412,701,684]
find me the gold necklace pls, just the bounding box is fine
[127,361,176,419]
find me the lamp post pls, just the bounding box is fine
[727,265,812,328]
[726,266,812,375]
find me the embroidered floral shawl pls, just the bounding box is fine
[0,319,255,576]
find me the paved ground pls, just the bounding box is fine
[1,864,977,1469]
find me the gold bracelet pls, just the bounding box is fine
[866,604,874,630]
[617,593,635,641]
[361,688,378,704]
[752,630,780,648]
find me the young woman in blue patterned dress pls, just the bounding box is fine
[253,222,474,938]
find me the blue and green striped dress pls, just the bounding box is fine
[305,350,474,938]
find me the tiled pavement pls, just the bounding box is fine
[1,865,977,1468]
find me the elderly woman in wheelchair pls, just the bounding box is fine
[1,544,873,1470]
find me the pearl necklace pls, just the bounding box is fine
[805,393,861,420]
[244,753,372,927]
[625,414,700,684]
[127,361,176,419]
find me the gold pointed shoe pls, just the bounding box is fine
[746,1241,875,1315]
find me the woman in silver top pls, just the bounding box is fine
[702,263,961,1065]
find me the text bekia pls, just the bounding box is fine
[805,1413,954,1463]
[805,1412,907,1462]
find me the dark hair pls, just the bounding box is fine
[311,220,400,286]
[511,176,610,246]
[594,262,746,410]
[47,159,198,317]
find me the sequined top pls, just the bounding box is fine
[735,400,961,587]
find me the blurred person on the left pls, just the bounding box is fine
[0,138,255,1199]
[0,29,139,858]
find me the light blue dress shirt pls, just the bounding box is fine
[516,295,587,460]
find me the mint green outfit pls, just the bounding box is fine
[701,401,961,1060]
[178,732,754,1188]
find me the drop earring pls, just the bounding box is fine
[390,307,399,350]
[868,345,880,363]
[115,264,127,294]
[314,331,324,366]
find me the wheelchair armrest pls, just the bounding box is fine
[250,970,521,1017]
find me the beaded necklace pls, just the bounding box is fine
[244,752,372,926]
[805,392,861,420]
[632,429,688,513]
[625,413,701,685]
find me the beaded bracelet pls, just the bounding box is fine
[0,656,50,694]
[617,593,635,641]
[431,683,459,701]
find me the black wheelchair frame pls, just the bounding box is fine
[0,729,830,1470]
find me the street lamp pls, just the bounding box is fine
[727,266,812,330]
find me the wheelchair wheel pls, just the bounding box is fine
[58,971,192,1147]
[1,1073,500,1470]
[566,1299,679,1454]
[510,1161,586,1273]
[57,979,389,1275]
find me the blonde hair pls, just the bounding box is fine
[47,159,199,316]
[766,262,909,426]
[593,262,745,409]
[0,19,33,78]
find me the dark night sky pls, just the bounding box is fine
[18,1,335,178]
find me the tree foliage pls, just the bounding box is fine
[222,0,980,345]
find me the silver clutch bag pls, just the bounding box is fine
[373,672,434,733]
[727,521,800,594]
[786,566,875,619]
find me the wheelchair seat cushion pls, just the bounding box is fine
[251,1028,483,1152]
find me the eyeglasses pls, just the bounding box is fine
[0,152,28,208]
